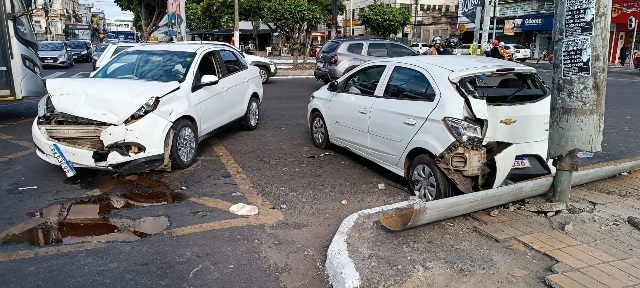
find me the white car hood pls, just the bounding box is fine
[47,78,179,125]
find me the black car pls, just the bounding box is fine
[66,40,93,63]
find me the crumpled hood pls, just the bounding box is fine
[47,78,179,125]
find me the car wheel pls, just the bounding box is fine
[408,154,453,201]
[310,112,329,149]
[169,119,198,169]
[258,67,270,84]
[518,58,527,62]
[241,97,260,131]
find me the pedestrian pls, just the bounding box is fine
[620,44,629,66]
[230,36,235,47]
[490,40,502,59]
[427,36,444,55]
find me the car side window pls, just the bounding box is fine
[193,52,217,87]
[347,43,364,54]
[367,43,388,57]
[390,44,416,57]
[341,65,386,96]
[218,50,246,77]
[383,67,436,102]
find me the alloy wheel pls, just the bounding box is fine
[411,164,437,201]
[176,127,196,162]
[312,116,326,145]
[249,101,259,127]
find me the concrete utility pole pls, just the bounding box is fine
[549,0,612,203]
[413,0,418,43]
[331,0,338,39]
[491,0,498,41]
[234,0,240,49]
[481,0,491,51]
[472,7,482,55]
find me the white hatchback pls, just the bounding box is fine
[503,44,531,62]
[34,43,263,175]
[308,56,552,200]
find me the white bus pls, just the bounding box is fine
[0,0,47,103]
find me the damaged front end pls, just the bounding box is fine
[437,117,515,193]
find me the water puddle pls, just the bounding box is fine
[1,175,185,247]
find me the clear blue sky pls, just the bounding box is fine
[80,0,134,21]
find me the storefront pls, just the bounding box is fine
[522,14,554,58]
[609,1,640,64]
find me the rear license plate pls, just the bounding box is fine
[512,157,531,169]
[73,56,78,58]
[45,60,54,63]
[50,144,77,177]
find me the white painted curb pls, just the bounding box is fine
[325,157,640,288]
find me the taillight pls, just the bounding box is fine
[515,50,520,53]
[330,54,338,65]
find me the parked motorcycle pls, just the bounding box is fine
[536,48,553,63]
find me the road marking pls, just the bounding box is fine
[43,72,66,79]
[272,75,315,79]
[0,243,105,262]
[0,149,33,162]
[0,118,35,128]
[167,139,283,236]
[71,72,90,78]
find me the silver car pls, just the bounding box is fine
[314,37,417,84]
[38,41,74,68]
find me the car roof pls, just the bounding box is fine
[40,41,64,43]
[126,43,212,52]
[372,55,536,75]
[331,37,398,43]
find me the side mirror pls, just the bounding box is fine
[327,80,338,92]
[200,75,219,86]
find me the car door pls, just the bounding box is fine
[389,43,418,57]
[189,51,226,135]
[329,64,388,154]
[216,49,250,123]
[368,65,440,166]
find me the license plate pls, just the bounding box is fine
[512,157,531,169]
[50,144,77,177]
[73,56,78,58]
[45,60,54,63]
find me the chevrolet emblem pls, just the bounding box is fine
[500,119,517,125]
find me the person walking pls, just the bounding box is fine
[620,44,629,66]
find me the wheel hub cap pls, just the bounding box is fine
[411,164,437,201]
[177,127,196,162]
[312,117,325,144]
[249,102,259,127]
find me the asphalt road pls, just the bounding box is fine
[0,61,638,287]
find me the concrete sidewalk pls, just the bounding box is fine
[328,169,640,287]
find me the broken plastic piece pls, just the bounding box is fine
[378,183,385,190]
[576,151,594,158]
[229,203,259,216]
[341,200,348,206]
[18,186,38,190]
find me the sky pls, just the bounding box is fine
[80,0,134,21]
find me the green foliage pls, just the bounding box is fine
[199,0,234,30]
[359,3,411,37]
[114,0,165,40]
[264,0,324,40]
[308,0,344,19]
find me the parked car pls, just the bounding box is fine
[410,43,430,54]
[38,41,74,68]
[33,43,263,174]
[91,43,110,69]
[314,37,418,84]
[179,41,277,84]
[503,44,531,62]
[455,44,476,55]
[307,56,553,201]
[93,42,145,71]
[66,40,93,63]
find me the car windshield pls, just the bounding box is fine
[93,50,196,83]
[94,44,109,52]
[39,42,64,51]
[67,41,86,49]
[321,41,340,53]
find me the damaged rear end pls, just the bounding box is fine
[436,66,551,193]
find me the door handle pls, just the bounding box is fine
[404,118,417,125]
[358,108,368,114]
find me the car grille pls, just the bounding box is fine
[39,125,107,150]
[39,56,58,62]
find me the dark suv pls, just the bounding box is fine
[314,37,418,84]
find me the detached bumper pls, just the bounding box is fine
[32,113,173,172]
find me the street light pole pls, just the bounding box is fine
[234,0,240,49]
[491,0,498,41]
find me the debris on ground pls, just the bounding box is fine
[489,209,499,217]
[561,220,573,232]
[229,203,259,216]
[378,184,386,190]
[320,152,334,157]
[628,216,640,230]
[18,186,37,190]
[279,204,287,210]
[524,202,567,212]
[181,187,187,190]
[341,200,348,206]
[546,212,556,217]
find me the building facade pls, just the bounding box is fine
[31,0,82,40]
[609,0,640,64]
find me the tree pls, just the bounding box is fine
[240,0,266,50]
[359,3,411,38]
[199,0,234,30]
[264,0,324,67]
[114,0,165,41]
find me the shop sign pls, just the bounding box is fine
[459,0,485,23]
[522,15,554,31]
[504,20,516,35]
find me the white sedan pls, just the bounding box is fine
[308,56,553,201]
[34,43,263,175]
[503,44,531,62]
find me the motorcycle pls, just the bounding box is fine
[536,49,553,63]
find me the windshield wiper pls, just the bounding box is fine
[502,84,527,103]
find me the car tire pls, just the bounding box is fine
[518,58,527,62]
[258,67,270,84]
[309,112,330,149]
[169,119,198,169]
[241,97,260,131]
[408,154,454,201]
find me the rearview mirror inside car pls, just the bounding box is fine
[327,81,338,92]
[200,75,219,86]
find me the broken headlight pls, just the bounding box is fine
[444,117,483,145]
[128,97,159,121]
[37,94,54,117]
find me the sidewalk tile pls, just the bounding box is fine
[545,231,583,246]
[534,232,571,250]
[609,260,640,281]
[624,258,640,269]
[559,246,605,266]
[494,222,527,237]
[504,219,548,235]
[572,244,617,262]
[592,263,640,285]
[546,249,589,268]
[476,224,513,240]
[546,274,587,288]
[552,262,575,274]
[580,266,628,288]
[564,271,608,288]
[518,234,555,252]
[590,242,633,260]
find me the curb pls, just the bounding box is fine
[325,157,640,288]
